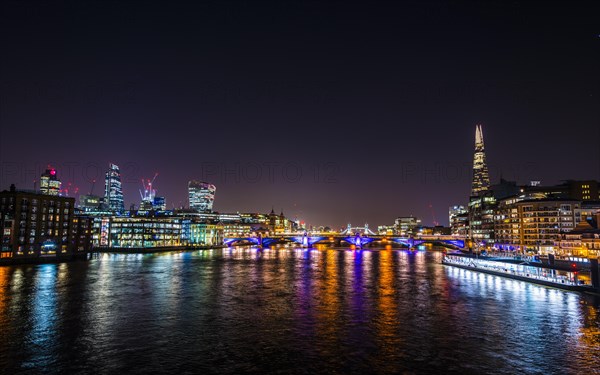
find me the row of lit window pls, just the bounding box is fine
[114,234,180,239]
[112,223,179,228]
[110,228,180,234]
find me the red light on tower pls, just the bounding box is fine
[50,169,56,176]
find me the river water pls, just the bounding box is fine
[1,246,599,374]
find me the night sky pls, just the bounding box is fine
[1,0,599,228]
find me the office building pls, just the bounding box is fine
[378,225,395,236]
[188,181,216,212]
[100,216,183,248]
[468,192,496,245]
[104,163,124,213]
[450,205,469,239]
[186,222,224,246]
[394,216,421,236]
[152,196,166,211]
[79,194,105,212]
[470,124,490,197]
[449,205,467,225]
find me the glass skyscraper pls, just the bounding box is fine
[104,163,124,213]
[471,124,490,197]
[188,180,216,212]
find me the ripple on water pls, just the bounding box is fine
[0,247,598,374]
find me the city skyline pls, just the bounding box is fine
[0,124,600,229]
[2,2,600,373]
[1,1,599,228]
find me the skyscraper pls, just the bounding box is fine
[40,168,61,195]
[188,181,216,212]
[470,124,490,197]
[104,163,124,213]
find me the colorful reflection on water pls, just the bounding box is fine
[0,247,599,373]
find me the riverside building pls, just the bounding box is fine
[93,213,225,249]
[555,220,600,258]
[494,197,580,253]
[98,215,183,248]
[0,184,90,261]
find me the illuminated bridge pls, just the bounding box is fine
[223,233,466,250]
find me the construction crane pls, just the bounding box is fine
[139,173,159,203]
[429,203,439,226]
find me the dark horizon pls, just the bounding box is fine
[1,0,599,228]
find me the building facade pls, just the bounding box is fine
[40,168,61,196]
[577,201,600,226]
[449,205,468,236]
[0,185,86,260]
[494,195,524,250]
[394,216,421,236]
[222,223,257,238]
[516,199,579,253]
[449,205,466,224]
[152,196,166,211]
[268,210,292,234]
[524,180,600,202]
[494,198,580,253]
[90,213,225,249]
[101,216,183,248]
[468,193,496,246]
[72,213,94,252]
[186,222,224,246]
[555,221,600,258]
[79,194,105,212]
[470,124,490,197]
[450,212,469,237]
[104,163,124,213]
[377,225,395,236]
[188,180,216,212]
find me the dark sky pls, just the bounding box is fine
[1,0,599,228]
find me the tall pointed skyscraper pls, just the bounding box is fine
[470,124,490,197]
